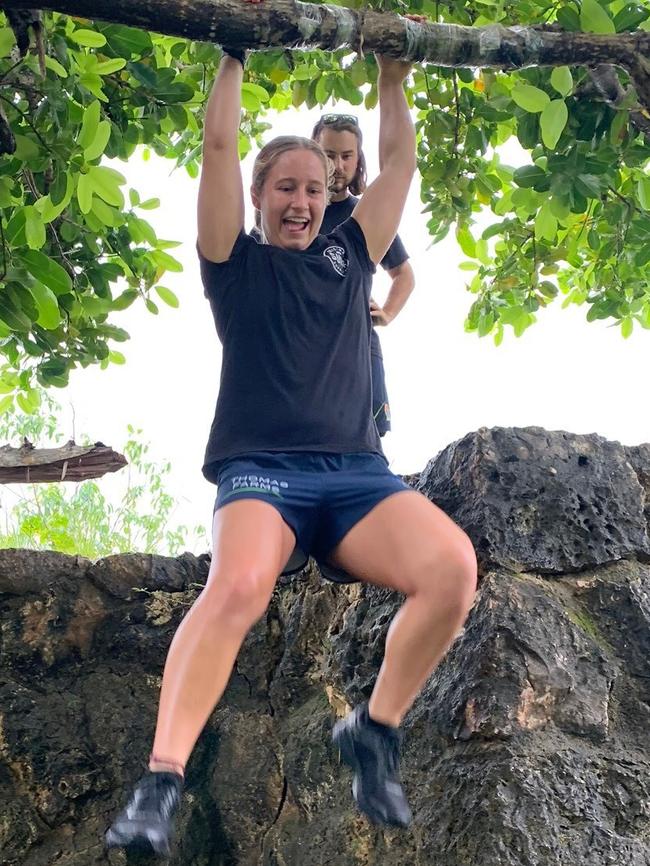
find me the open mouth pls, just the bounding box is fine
[283,217,310,235]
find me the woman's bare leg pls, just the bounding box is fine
[149,500,295,772]
[330,490,477,727]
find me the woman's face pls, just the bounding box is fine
[253,149,328,250]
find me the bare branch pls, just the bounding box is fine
[0,440,128,483]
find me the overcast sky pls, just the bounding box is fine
[10,100,648,549]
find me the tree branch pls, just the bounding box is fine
[0,0,648,107]
[0,440,128,483]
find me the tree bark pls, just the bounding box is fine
[0,440,127,483]
[1,0,649,108]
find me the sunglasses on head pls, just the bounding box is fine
[320,113,359,126]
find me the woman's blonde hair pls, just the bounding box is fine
[252,135,332,229]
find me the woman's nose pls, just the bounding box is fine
[292,188,309,209]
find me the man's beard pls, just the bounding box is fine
[331,176,349,193]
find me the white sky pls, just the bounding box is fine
[33,100,650,547]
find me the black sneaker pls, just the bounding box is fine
[105,770,183,857]
[333,704,412,827]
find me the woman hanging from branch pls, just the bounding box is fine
[106,26,477,857]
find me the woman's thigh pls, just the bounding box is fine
[207,499,297,593]
[329,490,476,595]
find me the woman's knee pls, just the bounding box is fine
[413,531,477,609]
[201,565,277,627]
[447,532,478,604]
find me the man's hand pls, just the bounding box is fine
[370,298,394,327]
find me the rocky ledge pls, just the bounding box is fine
[1,427,649,865]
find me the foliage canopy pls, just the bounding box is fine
[0,0,648,409]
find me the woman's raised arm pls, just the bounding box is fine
[197,55,246,263]
[352,56,417,265]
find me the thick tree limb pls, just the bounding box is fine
[0,440,127,483]
[0,0,649,109]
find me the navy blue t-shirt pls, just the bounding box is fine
[320,195,409,271]
[199,217,383,482]
[320,196,409,359]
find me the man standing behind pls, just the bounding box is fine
[312,114,415,437]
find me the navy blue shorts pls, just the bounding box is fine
[214,451,409,583]
[371,353,391,437]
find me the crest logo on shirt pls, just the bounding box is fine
[323,245,348,276]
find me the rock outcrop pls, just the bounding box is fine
[1,427,649,865]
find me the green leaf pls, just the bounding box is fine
[139,198,160,210]
[95,58,127,76]
[456,224,477,257]
[575,174,602,198]
[580,0,616,33]
[21,250,72,296]
[102,24,153,56]
[0,27,15,58]
[86,165,126,208]
[91,196,118,226]
[637,176,650,210]
[242,82,270,103]
[77,173,93,214]
[16,392,34,414]
[154,286,179,308]
[112,290,139,311]
[550,67,574,97]
[511,84,550,113]
[613,4,650,31]
[109,350,126,365]
[28,283,61,330]
[45,55,68,77]
[0,395,14,414]
[79,73,108,103]
[539,281,559,299]
[0,178,13,209]
[78,100,101,150]
[535,203,558,242]
[540,99,568,149]
[84,119,112,161]
[621,317,633,338]
[315,75,333,105]
[513,165,547,188]
[24,207,46,250]
[13,134,39,161]
[129,215,157,247]
[155,82,195,103]
[70,29,107,47]
[557,6,581,29]
[149,250,184,273]
[241,89,261,112]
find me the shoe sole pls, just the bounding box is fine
[333,721,411,828]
